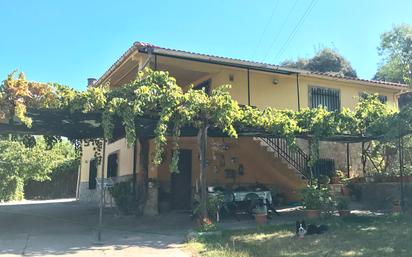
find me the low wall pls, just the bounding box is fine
[355,182,412,210]
[78,175,134,204]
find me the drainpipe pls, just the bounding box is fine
[296,73,301,111]
[247,68,251,106]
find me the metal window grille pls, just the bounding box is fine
[310,87,340,112]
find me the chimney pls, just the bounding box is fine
[87,78,97,87]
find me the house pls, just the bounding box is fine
[78,42,406,212]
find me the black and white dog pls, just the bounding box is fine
[296,220,328,237]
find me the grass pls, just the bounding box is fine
[186,214,412,257]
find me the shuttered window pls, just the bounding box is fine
[88,159,97,190]
[309,87,340,112]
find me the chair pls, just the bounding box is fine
[244,193,261,216]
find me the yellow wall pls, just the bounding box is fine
[156,137,305,201]
[80,138,136,183]
[206,68,398,111]
[81,52,403,199]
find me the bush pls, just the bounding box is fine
[108,181,137,215]
[0,176,24,201]
[300,184,335,211]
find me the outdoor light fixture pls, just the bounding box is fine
[229,74,234,82]
[272,78,279,85]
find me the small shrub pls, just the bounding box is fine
[197,218,218,232]
[108,181,137,215]
[336,197,349,210]
[300,184,335,211]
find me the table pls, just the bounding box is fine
[209,190,272,205]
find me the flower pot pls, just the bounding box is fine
[304,210,321,218]
[255,213,267,225]
[393,205,402,213]
[338,210,351,216]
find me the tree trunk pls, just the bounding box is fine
[137,138,149,215]
[197,125,209,220]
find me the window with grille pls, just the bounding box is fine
[309,87,340,112]
[359,92,387,104]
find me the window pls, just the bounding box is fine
[359,92,387,104]
[193,79,211,95]
[107,153,118,178]
[88,159,97,190]
[309,87,340,112]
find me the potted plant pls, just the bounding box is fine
[336,197,350,216]
[301,185,333,218]
[393,200,401,213]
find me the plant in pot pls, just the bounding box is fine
[336,197,350,216]
[301,184,334,218]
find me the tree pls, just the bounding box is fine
[0,138,76,201]
[374,24,412,85]
[282,48,358,78]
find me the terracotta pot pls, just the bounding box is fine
[341,186,351,196]
[338,210,351,216]
[255,213,267,225]
[305,210,321,218]
[393,205,402,213]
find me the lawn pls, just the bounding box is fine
[187,215,411,257]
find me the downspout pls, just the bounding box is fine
[247,68,251,106]
[296,73,301,111]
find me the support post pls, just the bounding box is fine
[137,138,149,215]
[361,141,366,176]
[399,136,405,211]
[97,138,107,242]
[132,140,138,200]
[198,124,209,219]
[346,143,350,177]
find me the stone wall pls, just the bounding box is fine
[78,182,100,203]
[78,175,134,205]
[296,139,373,178]
[355,182,412,210]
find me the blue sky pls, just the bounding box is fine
[1,0,412,90]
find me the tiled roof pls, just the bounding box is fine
[96,41,407,89]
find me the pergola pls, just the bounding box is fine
[0,105,409,241]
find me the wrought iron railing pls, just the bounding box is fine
[258,137,311,179]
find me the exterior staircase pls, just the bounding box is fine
[253,137,311,181]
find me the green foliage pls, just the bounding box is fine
[193,193,225,220]
[282,48,357,78]
[300,184,334,211]
[0,69,409,174]
[375,24,412,85]
[336,197,349,210]
[108,181,137,215]
[197,218,218,232]
[0,138,76,201]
